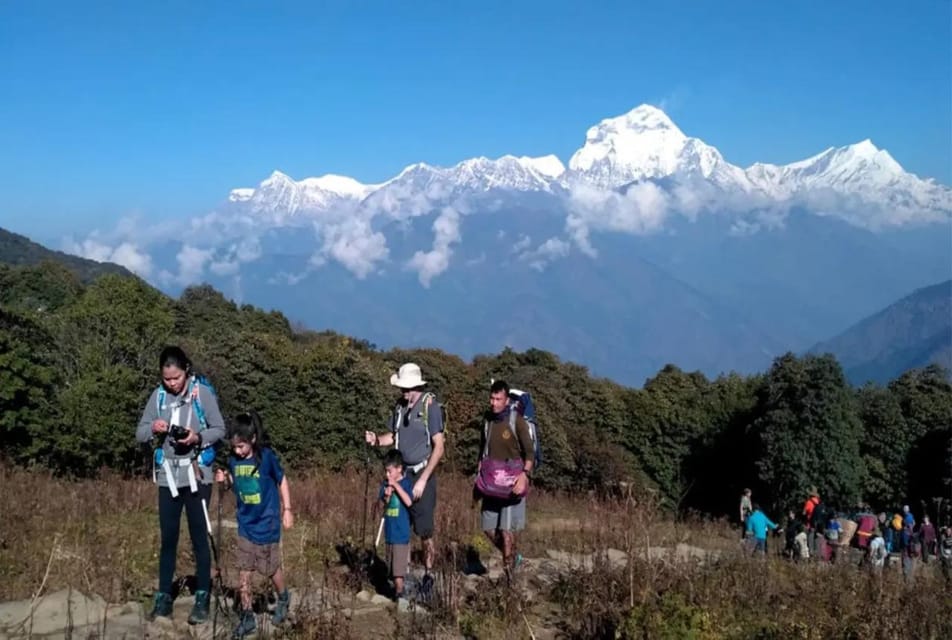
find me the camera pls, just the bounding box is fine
[169,425,189,441]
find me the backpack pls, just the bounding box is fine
[482,388,542,469]
[157,374,218,431]
[871,539,886,562]
[155,374,220,467]
[393,391,446,456]
[811,503,828,534]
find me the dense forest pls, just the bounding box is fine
[1,259,949,519]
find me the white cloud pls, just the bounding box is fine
[406,206,462,287]
[110,242,154,277]
[317,218,389,279]
[63,236,154,278]
[209,237,263,276]
[564,180,718,255]
[523,236,571,271]
[268,269,311,286]
[176,244,214,284]
[510,234,532,253]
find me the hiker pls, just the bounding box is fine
[364,362,445,593]
[802,487,821,557]
[825,516,842,563]
[902,504,915,528]
[745,503,779,555]
[216,411,293,638]
[918,515,936,563]
[782,509,800,558]
[900,521,920,580]
[739,489,753,539]
[476,379,535,578]
[868,528,886,571]
[794,524,810,562]
[939,525,952,584]
[854,505,877,550]
[380,450,414,603]
[135,346,225,623]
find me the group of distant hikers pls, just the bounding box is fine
[135,347,538,638]
[738,487,952,578]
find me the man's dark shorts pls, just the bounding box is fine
[406,467,436,538]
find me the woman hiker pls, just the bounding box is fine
[135,346,226,623]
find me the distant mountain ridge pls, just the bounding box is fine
[1,227,132,282]
[57,103,952,385]
[812,280,952,384]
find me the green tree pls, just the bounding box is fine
[751,353,865,512]
[0,308,61,466]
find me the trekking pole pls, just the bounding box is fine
[202,486,226,637]
[212,481,224,638]
[361,438,372,548]
[374,514,385,550]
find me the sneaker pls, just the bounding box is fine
[271,589,291,625]
[147,592,173,620]
[232,609,257,639]
[187,590,210,625]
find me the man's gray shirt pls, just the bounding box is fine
[389,393,443,466]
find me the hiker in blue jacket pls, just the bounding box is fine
[746,503,779,555]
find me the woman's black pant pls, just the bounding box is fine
[158,484,212,594]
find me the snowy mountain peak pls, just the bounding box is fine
[613,104,682,133]
[263,170,294,185]
[517,154,566,179]
[299,174,375,199]
[222,104,949,232]
[568,104,749,190]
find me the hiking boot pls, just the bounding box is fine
[232,609,257,639]
[147,592,173,620]
[187,590,210,625]
[417,573,434,602]
[272,589,291,625]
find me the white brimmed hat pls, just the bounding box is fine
[390,363,426,389]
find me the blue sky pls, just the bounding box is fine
[1,0,949,243]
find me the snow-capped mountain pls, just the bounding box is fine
[65,103,952,385]
[746,140,951,224]
[230,170,376,224]
[226,104,950,231]
[567,105,753,193]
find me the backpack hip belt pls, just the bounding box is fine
[408,459,429,475]
[158,456,199,498]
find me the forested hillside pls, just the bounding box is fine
[0,260,949,517]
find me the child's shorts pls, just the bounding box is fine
[237,536,281,577]
[386,543,410,579]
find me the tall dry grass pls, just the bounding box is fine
[1,466,950,639]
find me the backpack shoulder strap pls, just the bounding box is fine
[188,376,209,431]
[420,392,437,449]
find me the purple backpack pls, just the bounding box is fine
[476,457,526,499]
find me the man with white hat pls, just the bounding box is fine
[365,362,445,589]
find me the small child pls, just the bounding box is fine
[217,411,294,639]
[380,450,414,601]
[794,524,810,561]
[868,528,886,570]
